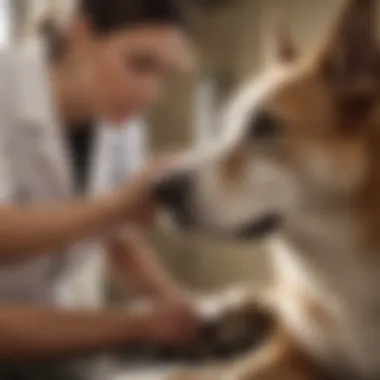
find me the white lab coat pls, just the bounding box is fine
[0,40,147,306]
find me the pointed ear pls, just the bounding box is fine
[261,12,297,66]
[318,0,379,105]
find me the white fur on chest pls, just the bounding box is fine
[268,217,380,378]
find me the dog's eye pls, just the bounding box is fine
[249,112,280,140]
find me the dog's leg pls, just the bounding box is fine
[169,330,326,380]
[228,330,325,380]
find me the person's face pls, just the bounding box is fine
[70,22,186,123]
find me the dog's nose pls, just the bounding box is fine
[154,173,193,216]
[153,172,192,210]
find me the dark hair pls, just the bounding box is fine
[80,0,185,34]
[39,0,186,61]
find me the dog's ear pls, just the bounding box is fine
[261,13,297,66]
[317,0,379,115]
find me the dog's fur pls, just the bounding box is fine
[158,0,380,379]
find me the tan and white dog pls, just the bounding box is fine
[155,0,380,379]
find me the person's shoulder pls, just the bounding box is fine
[0,46,16,79]
[0,39,34,65]
[0,40,45,93]
[0,47,20,116]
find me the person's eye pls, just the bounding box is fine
[249,111,281,141]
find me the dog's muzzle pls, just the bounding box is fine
[234,213,281,240]
[153,172,195,227]
[153,174,281,240]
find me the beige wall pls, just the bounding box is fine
[149,0,353,291]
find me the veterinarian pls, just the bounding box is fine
[0,0,200,359]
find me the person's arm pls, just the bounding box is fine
[0,305,142,359]
[0,302,199,360]
[107,229,185,300]
[0,155,166,265]
[0,192,123,264]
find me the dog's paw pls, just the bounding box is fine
[199,294,274,360]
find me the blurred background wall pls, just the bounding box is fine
[145,0,345,292]
[3,0,346,296]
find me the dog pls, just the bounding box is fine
[153,0,380,379]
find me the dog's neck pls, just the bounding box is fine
[277,138,380,296]
[269,202,380,378]
[277,203,380,309]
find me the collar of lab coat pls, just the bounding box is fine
[14,39,58,127]
[12,39,80,197]
[11,39,146,199]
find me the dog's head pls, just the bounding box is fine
[155,0,380,241]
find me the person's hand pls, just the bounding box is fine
[142,300,202,348]
[160,288,202,328]
[113,154,179,226]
